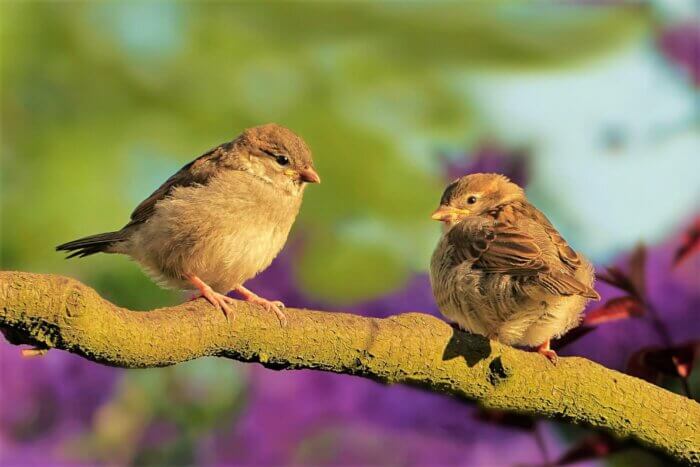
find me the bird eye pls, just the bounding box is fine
[275,155,290,166]
[467,196,477,204]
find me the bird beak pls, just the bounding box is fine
[299,167,321,184]
[431,206,468,222]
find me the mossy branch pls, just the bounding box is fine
[1,271,698,463]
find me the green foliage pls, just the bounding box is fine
[1,2,648,304]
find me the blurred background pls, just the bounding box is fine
[1,1,699,466]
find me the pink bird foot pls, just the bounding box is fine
[537,339,558,364]
[186,275,236,320]
[234,285,287,327]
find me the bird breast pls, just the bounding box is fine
[128,171,302,292]
[430,223,595,347]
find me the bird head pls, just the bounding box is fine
[229,123,320,192]
[431,173,525,225]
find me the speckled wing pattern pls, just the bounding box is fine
[447,220,544,274]
[499,202,582,271]
[448,212,598,300]
[125,146,225,228]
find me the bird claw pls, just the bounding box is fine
[536,340,558,365]
[234,286,288,327]
[249,297,288,327]
[191,289,235,321]
[187,275,235,322]
[539,349,558,364]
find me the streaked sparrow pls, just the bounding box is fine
[430,173,599,361]
[57,123,320,322]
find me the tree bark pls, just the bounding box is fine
[1,271,698,464]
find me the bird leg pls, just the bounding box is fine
[186,274,235,320]
[536,339,558,364]
[233,285,287,327]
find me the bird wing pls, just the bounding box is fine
[448,218,545,274]
[513,203,581,270]
[448,218,598,299]
[125,146,224,228]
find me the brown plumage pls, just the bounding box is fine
[57,123,320,321]
[429,173,599,362]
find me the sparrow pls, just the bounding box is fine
[57,123,320,322]
[429,173,599,362]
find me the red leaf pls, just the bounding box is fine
[583,296,645,326]
[674,354,692,378]
[597,246,647,298]
[554,434,622,465]
[628,244,647,298]
[674,216,700,267]
[627,348,662,384]
[627,341,700,382]
[597,267,639,297]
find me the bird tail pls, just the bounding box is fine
[539,271,601,300]
[56,231,126,259]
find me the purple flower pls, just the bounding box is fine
[562,233,700,372]
[3,155,696,466]
[0,343,122,465]
[216,199,698,466]
[209,243,557,466]
[657,21,700,87]
[441,142,529,186]
[207,369,555,466]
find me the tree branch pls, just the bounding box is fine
[1,271,698,463]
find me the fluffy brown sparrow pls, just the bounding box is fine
[57,123,320,322]
[429,173,599,362]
